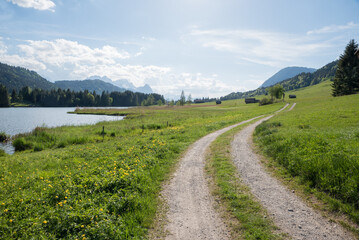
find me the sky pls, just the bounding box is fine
[0,0,358,99]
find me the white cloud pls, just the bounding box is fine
[186,27,332,67]
[18,39,130,67]
[0,37,242,99]
[70,63,171,87]
[7,0,55,11]
[152,72,241,99]
[0,38,47,70]
[0,38,172,89]
[307,22,358,35]
[0,38,7,55]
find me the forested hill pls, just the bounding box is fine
[0,62,55,91]
[221,60,338,101]
[261,66,316,88]
[280,60,337,91]
[55,80,125,93]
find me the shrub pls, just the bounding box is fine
[259,97,273,106]
[0,149,5,156]
[13,138,33,151]
[0,132,8,142]
[34,144,44,152]
[146,124,161,130]
[67,136,88,145]
[57,141,66,148]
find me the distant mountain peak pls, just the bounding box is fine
[261,66,316,88]
[85,75,154,94]
[86,75,112,83]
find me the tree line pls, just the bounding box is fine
[0,85,165,107]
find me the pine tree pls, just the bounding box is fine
[332,39,359,96]
[187,94,192,105]
[0,84,10,107]
[179,90,186,106]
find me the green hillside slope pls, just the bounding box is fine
[0,62,55,91]
[54,79,125,93]
[221,61,338,101]
[254,80,359,224]
[261,66,316,88]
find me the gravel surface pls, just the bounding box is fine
[231,113,354,240]
[161,116,263,240]
[288,102,296,111]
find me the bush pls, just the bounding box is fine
[0,132,8,142]
[13,138,33,151]
[259,97,273,106]
[34,144,44,152]
[146,124,161,130]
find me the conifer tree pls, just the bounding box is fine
[332,39,359,96]
[179,90,186,106]
[0,84,10,107]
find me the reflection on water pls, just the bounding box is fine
[0,142,15,155]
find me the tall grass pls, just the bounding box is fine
[0,100,284,239]
[254,80,359,223]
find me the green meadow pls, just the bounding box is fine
[0,101,284,239]
[254,80,359,225]
[1,80,358,239]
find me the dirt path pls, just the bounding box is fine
[160,115,266,240]
[288,102,296,111]
[231,113,354,239]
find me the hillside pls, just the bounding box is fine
[0,62,55,91]
[261,66,316,88]
[280,60,337,91]
[221,61,337,101]
[54,79,125,93]
[254,79,359,228]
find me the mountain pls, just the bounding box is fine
[86,75,113,83]
[112,79,136,90]
[88,76,154,94]
[135,84,153,94]
[261,67,316,88]
[54,79,125,93]
[221,61,337,101]
[279,61,337,91]
[0,62,55,91]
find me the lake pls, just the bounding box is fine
[0,107,125,154]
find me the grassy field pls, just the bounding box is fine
[254,80,359,226]
[0,100,284,239]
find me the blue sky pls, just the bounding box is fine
[0,0,358,99]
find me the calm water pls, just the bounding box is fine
[0,107,125,154]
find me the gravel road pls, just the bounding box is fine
[161,116,263,240]
[231,113,354,239]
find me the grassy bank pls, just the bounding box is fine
[207,125,285,240]
[0,100,284,239]
[254,81,359,226]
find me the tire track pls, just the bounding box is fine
[161,115,265,239]
[231,109,354,239]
